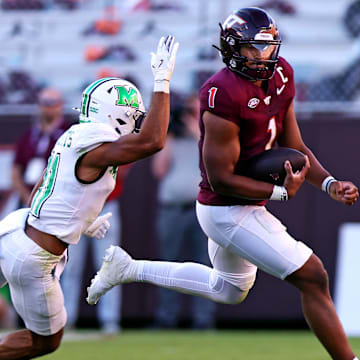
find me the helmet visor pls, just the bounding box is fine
[240,42,278,63]
[252,42,272,52]
[246,32,279,55]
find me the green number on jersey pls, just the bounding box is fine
[110,166,118,180]
[31,152,60,218]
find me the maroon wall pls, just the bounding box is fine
[118,116,360,325]
[2,114,359,326]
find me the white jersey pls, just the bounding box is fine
[28,122,120,245]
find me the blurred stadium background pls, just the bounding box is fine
[0,0,360,342]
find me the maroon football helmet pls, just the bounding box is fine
[215,7,281,81]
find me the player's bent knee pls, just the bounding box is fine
[209,271,253,304]
[228,288,249,304]
[287,254,329,292]
[217,283,249,304]
[312,263,329,290]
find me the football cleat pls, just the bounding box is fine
[86,245,136,305]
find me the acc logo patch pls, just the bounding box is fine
[248,98,260,109]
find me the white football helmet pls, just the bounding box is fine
[78,77,146,135]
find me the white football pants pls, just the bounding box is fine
[133,202,312,304]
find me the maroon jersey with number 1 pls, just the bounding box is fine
[197,56,295,206]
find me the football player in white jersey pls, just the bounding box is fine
[0,35,178,359]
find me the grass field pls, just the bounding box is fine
[41,329,360,360]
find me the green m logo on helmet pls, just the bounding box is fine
[114,86,139,109]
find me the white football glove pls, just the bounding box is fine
[151,35,179,93]
[84,212,112,240]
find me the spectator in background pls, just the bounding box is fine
[11,87,71,208]
[61,166,130,335]
[0,87,70,334]
[150,94,215,330]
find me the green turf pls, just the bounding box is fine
[43,329,360,360]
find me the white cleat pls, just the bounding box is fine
[86,245,135,305]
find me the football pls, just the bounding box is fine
[237,147,306,186]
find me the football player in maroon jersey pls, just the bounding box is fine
[87,7,358,359]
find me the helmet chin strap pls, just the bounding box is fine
[133,110,146,133]
[239,62,274,81]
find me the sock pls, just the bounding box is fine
[133,259,245,304]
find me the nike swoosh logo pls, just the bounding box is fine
[277,85,285,95]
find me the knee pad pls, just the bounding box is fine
[209,270,252,304]
[215,268,256,292]
[223,285,249,304]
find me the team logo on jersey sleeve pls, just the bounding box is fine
[248,98,260,109]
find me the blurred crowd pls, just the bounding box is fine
[0,0,358,107]
[0,0,177,11]
[0,0,359,333]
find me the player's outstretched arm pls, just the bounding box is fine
[81,36,179,168]
[279,100,359,205]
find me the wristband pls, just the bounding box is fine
[321,176,337,194]
[270,185,288,201]
[153,80,170,93]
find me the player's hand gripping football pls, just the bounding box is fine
[84,212,112,239]
[328,181,359,206]
[151,35,179,93]
[283,155,310,199]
